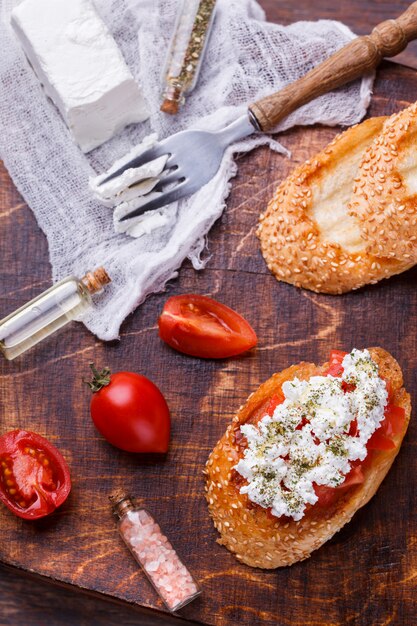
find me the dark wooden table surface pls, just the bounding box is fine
[1,2,417,625]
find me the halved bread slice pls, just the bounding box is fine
[257,117,412,293]
[205,347,410,568]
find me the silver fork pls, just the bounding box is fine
[99,3,417,222]
[104,114,256,220]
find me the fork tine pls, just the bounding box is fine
[119,181,189,222]
[153,172,183,192]
[98,145,168,186]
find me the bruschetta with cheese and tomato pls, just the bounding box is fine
[205,347,410,568]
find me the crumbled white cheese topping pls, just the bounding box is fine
[234,349,388,521]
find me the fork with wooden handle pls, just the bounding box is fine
[99,2,417,221]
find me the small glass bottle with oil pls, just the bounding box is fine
[0,268,110,360]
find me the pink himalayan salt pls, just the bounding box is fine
[119,509,200,611]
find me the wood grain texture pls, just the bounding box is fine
[1,4,417,626]
[0,564,184,626]
[261,0,417,70]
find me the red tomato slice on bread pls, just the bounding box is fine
[265,393,285,416]
[314,465,365,506]
[326,350,348,377]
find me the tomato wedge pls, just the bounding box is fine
[0,430,71,520]
[158,294,257,359]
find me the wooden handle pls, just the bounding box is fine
[250,2,417,132]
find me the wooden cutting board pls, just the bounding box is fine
[0,61,416,626]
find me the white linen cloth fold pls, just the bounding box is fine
[0,0,374,339]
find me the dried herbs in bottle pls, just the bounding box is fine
[161,0,217,114]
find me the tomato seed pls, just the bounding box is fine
[9,488,16,495]
[4,468,12,476]
[42,458,50,466]
[6,479,14,487]
[19,500,26,507]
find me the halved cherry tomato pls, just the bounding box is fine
[158,294,257,359]
[86,365,170,453]
[0,430,71,520]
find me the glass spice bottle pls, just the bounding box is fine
[161,0,217,114]
[109,491,201,612]
[0,267,111,360]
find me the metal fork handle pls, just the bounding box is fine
[249,2,417,132]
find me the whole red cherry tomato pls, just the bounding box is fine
[86,364,170,453]
[0,430,71,520]
[158,294,257,359]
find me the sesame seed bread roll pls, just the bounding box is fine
[257,116,413,294]
[205,348,410,569]
[348,102,417,262]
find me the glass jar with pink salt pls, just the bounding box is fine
[109,491,201,612]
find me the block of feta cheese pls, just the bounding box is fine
[11,0,149,152]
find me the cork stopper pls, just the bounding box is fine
[109,490,135,519]
[160,98,179,115]
[82,267,111,295]
[160,84,183,115]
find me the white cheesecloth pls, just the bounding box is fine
[0,0,374,340]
